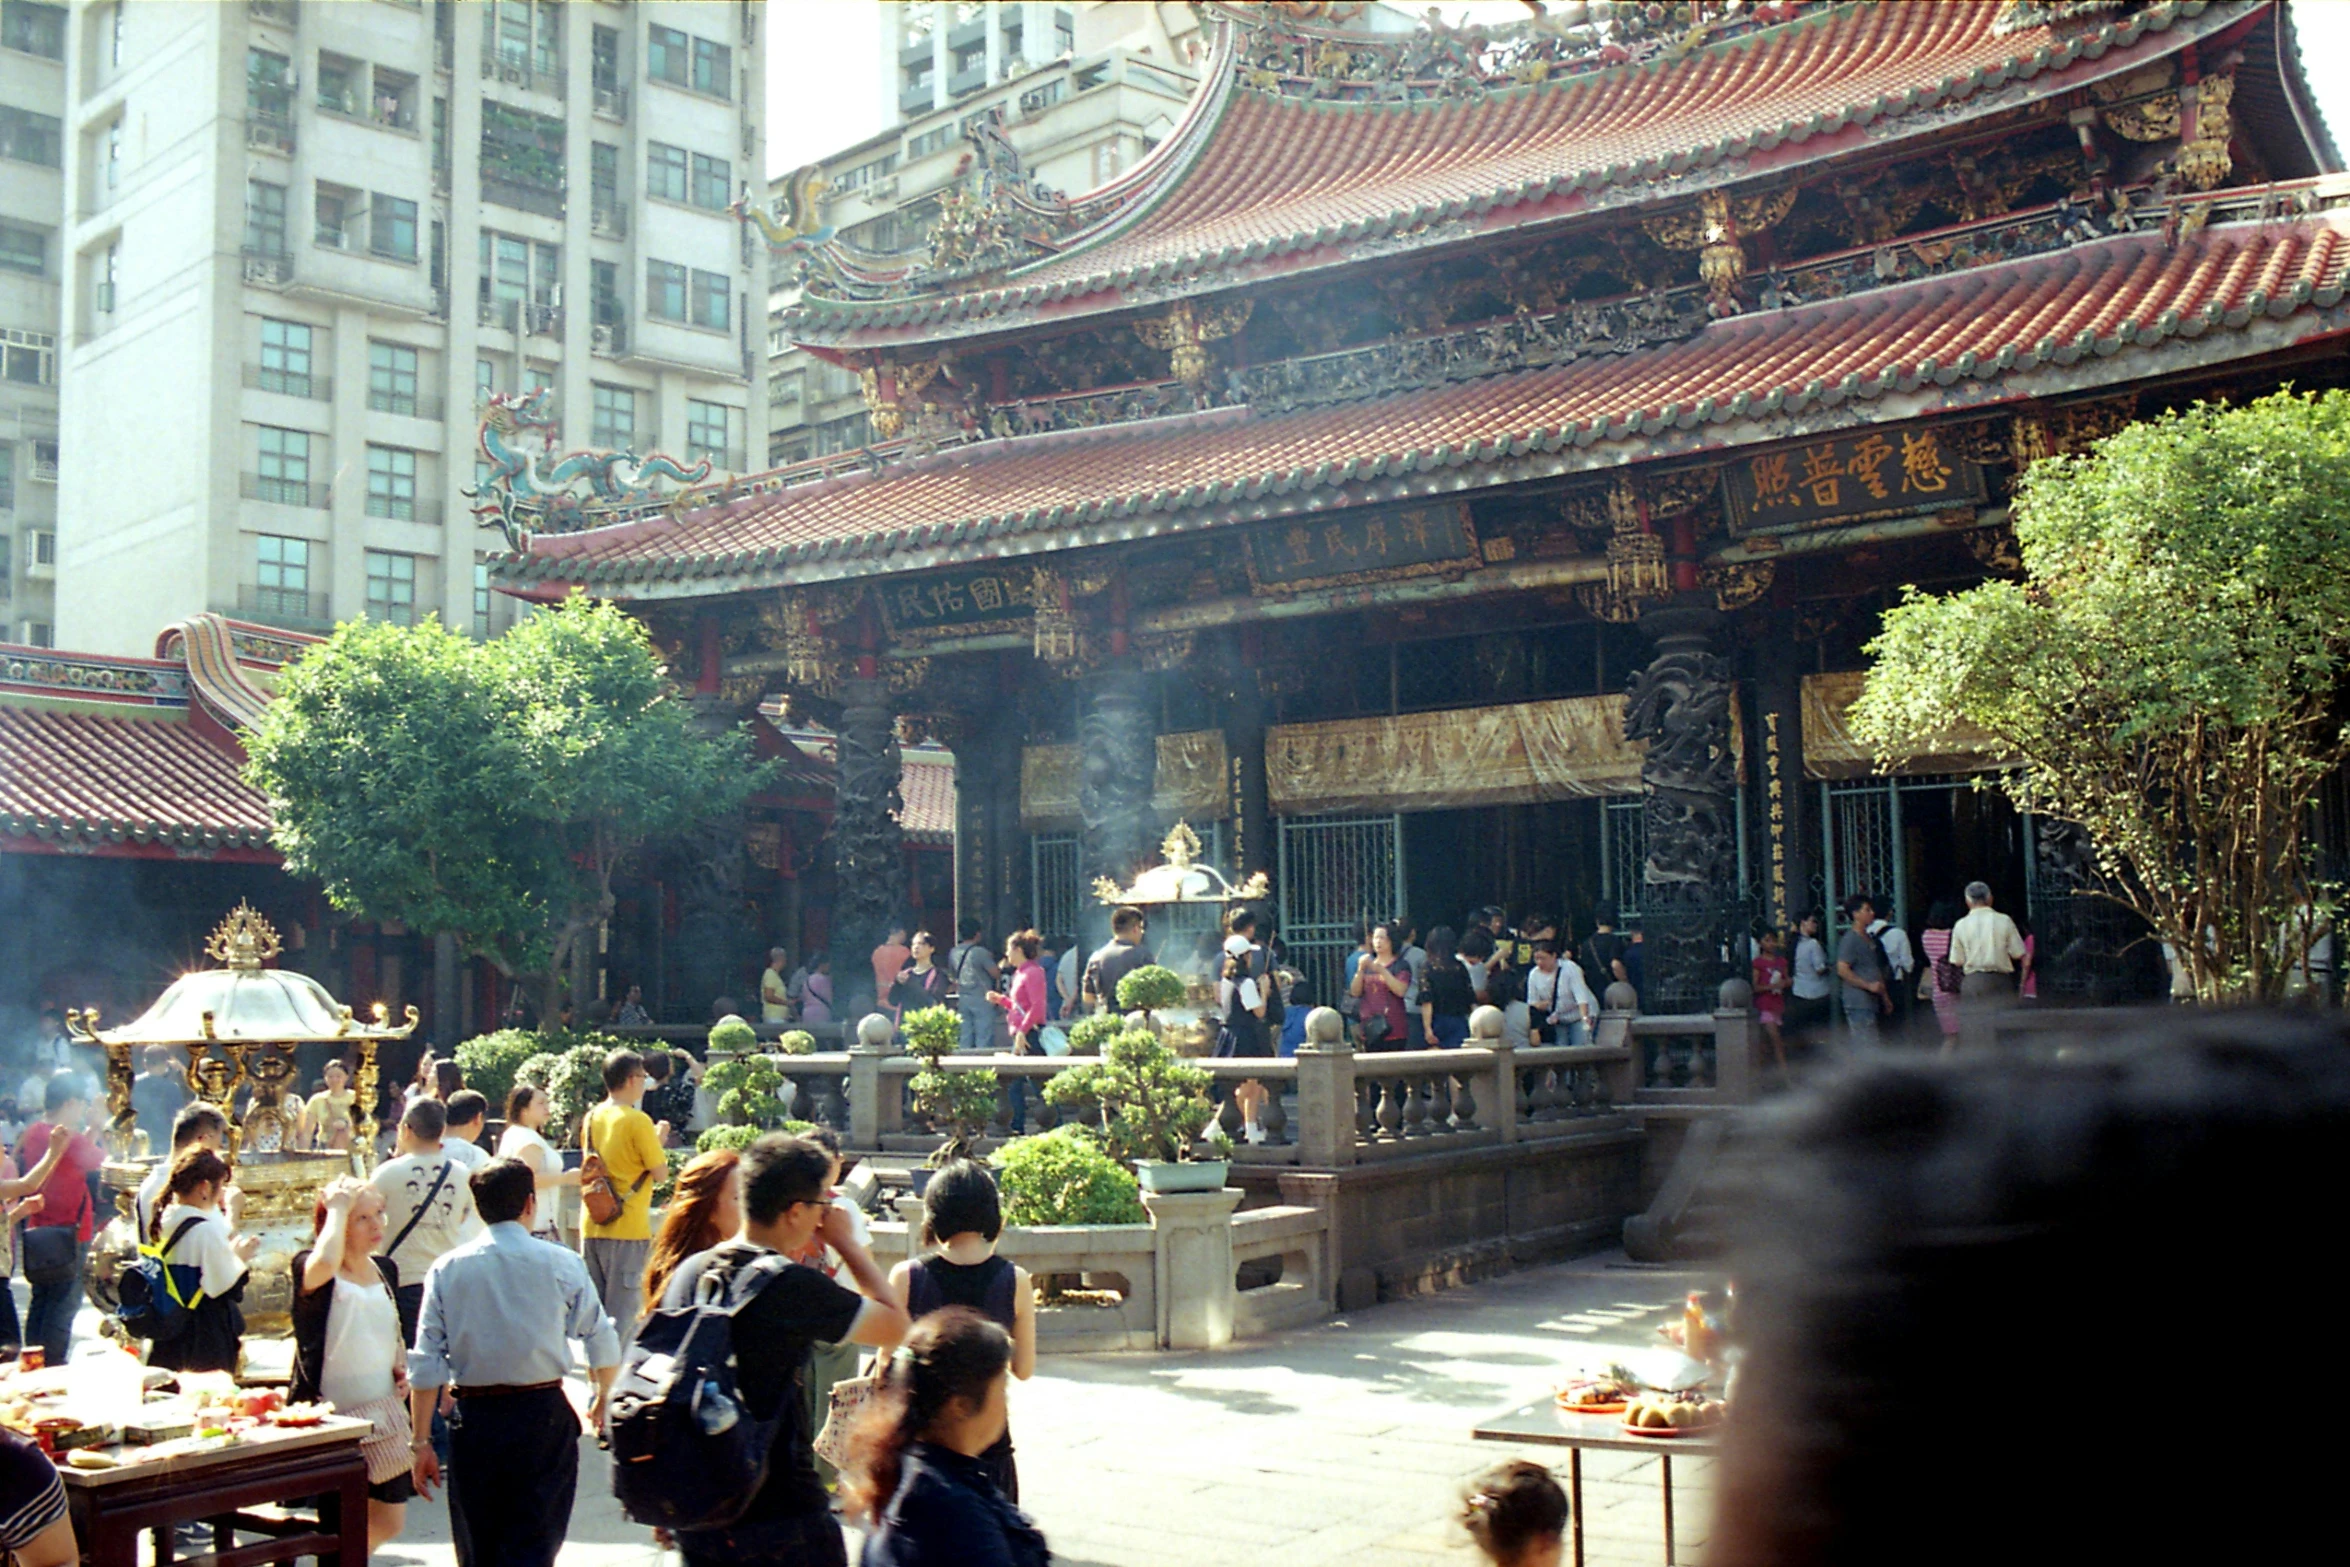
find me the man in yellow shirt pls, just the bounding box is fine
[580,1049,668,1350]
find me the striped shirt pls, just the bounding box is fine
[0,1429,67,1550]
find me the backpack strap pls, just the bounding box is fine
[386,1160,453,1260]
[155,1213,208,1260]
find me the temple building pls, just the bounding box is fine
[489,0,2344,1015]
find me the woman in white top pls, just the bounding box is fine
[496,1084,579,1239]
[295,1178,414,1551]
[146,1146,257,1374]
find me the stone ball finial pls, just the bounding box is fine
[1718,976,1754,1011]
[1603,980,1641,1013]
[1302,1006,1347,1049]
[1467,1004,1505,1042]
[854,1012,896,1051]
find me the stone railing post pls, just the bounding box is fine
[1598,979,1641,1102]
[889,1194,925,1269]
[1468,1005,1515,1144]
[1292,1006,1358,1168]
[1143,1187,1243,1350]
[1712,974,1756,1102]
[848,1012,898,1148]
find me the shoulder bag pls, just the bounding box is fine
[21,1145,90,1286]
[384,1159,453,1260]
[580,1118,651,1228]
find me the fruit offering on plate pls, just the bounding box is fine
[1624,1394,1727,1432]
[1556,1363,1640,1412]
[272,1402,333,1428]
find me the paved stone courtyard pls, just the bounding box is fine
[324,1250,1725,1567]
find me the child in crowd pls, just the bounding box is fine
[1459,1459,1567,1567]
[1752,927,1790,1073]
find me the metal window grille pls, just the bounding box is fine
[1600,797,1649,922]
[1277,812,1402,1014]
[1029,833,1078,944]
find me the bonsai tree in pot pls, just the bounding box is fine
[1114,964,1188,1028]
[901,1005,1000,1165]
[1042,1025,1224,1191]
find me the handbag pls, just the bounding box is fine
[580,1121,650,1228]
[1358,1011,1393,1048]
[813,1371,882,1471]
[21,1168,89,1286]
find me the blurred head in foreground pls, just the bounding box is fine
[1716,1014,2350,1567]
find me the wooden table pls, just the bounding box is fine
[58,1418,370,1567]
[1472,1398,1726,1567]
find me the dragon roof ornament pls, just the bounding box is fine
[467,387,716,551]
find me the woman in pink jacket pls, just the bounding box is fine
[993,929,1048,1135]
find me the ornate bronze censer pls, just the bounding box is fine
[66,903,416,1332]
[1092,822,1270,1054]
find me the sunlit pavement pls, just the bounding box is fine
[46,1252,1722,1567]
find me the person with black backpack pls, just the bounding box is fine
[618,1133,910,1567]
[947,918,1001,1053]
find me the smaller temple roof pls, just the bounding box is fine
[0,623,299,859]
[507,195,2350,597]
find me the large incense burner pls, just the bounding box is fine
[66,904,414,1333]
[1093,823,1270,1055]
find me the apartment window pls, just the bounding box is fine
[255,426,311,503]
[317,51,361,117]
[107,1,122,67]
[0,106,62,168]
[0,219,42,276]
[646,259,687,322]
[812,411,869,457]
[646,141,687,203]
[690,152,730,211]
[491,0,560,76]
[591,24,620,93]
[371,195,418,262]
[103,118,121,191]
[246,180,288,255]
[473,560,493,638]
[253,534,311,615]
[0,334,45,385]
[1,1,65,60]
[690,269,729,331]
[0,447,10,510]
[96,241,118,315]
[686,400,736,464]
[907,125,953,160]
[478,231,559,308]
[368,341,418,416]
[648,24,729,97]
[18,621,51,648]
[257,318,314,397]
[314,183,358,250]
[246,48,292,116]
[838,155,898,191]
[1056,11,1075,54]
[590,383,635,449]
[904,60,934,94]
[365,550,416,625]
[365,445,417,520]
[591,141,619,207]
[476,357,498,400]
[952,42,985,75]
[591,259,621,325]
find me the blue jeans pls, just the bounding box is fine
[1841,989,1882,1047]
[959,1006,996,1052]
[25,1241,87,1365]
[1428,1014,1470,1050]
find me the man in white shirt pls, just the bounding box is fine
[1523,942,1593,1046]
[1789,909,1834,1040]
[370,1097,485,1342]
[1948,880,2026,1049]
[441,1090,492,1172]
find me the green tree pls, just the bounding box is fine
[1851,391,2350,1003]
[243,597,766,1018]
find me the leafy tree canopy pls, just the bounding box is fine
[1851,390,2350,1001]
[244,596,767,1011]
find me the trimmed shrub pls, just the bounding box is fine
[694,1118,813,1157]
[708,1014,757,1054]
[1115,964,1187,1016]
[453,1029,546,1111]
[1064,1013,1125,1056]
[994,1126,1145,1227]
[776,1029,818,1056]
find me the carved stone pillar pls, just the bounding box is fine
[1078,659,1157,955]
[831,674,906,1014]
[1624,604,1741,1013]
[1222,640,1273,893]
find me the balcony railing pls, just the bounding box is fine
[245,111,295,154]
[591,319,627,357]
[240,472,330,509]
[235,584,332,628]
[591,203,627,239]
[367,388,446,421]
[482,173,564,218]
[593,84,629,121]
[370,100,420,135]
[366,498,445,528]
[248,1,296,27]
[243,364,331,401]
[478,296,519,332]
[481,48,564,98]
[30,449,57,484]
[523,303,563,338]
[242,248,294,286]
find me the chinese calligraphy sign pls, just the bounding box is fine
[1728,429,1986,532]
[876,567,1037,638]
[1246,503,1477,594]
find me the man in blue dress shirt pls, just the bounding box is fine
[407,1157,621,1567]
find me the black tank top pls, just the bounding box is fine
[905,1254,1017,1330]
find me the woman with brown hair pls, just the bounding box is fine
[848,1307,1048,1567]
[637,1147,742,1318]
[145,1146,257,1374]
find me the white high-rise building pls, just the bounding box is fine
[45,0,766,656]
[0,0,65,646]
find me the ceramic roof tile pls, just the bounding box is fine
[518,213,2348,591]
[897,757,956,845]
[0,706,275,852]
[800,0,2244,339]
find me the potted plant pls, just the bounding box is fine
[901,1005,1000,1171]
[1114,964,1188,1028]
[701,1051,788,1130]
[707,1014,758,1056]
[1042,1025,1225,1193]
[1063,1013,1125,1057]
[991,1125,1146,1226]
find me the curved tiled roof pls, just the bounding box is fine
[797,0,2251,343]
[0,705,275,854]
[507,206,2350,597]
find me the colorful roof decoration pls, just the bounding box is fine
[786,0,2256,345]
[505,192,2350,598]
